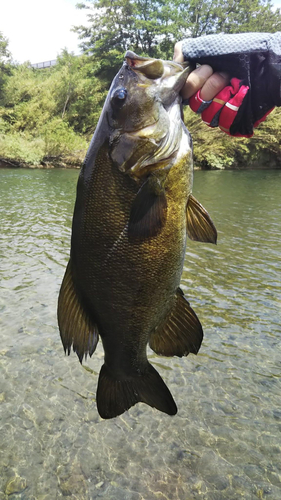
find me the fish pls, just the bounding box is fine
[57,51,217,419]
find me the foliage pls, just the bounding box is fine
[0,54,90,166]
[55,51,108,134]
[75,0,281,66]
[173,0,281,38]
[42,117,88,158]
[0,32,12,96]
[0,122,87,166]
[1,64,58,131]
[0,31,10,62]
[75,0,167,57]
[0,53,107,136]
[0,132,45,165]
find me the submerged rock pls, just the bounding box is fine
[5,475,27,495]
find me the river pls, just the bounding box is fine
[0,168,280,499]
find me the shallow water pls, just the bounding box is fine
[0,168,280,499]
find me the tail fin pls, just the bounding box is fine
[96,363,177,419]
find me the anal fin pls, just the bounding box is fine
[186,194,217,244]
[57,259,99,363]
[149,288,203,357]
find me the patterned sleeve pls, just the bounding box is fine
[181,32,281,136]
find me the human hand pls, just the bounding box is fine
[174,33,278,136]
[173,41,253,137]
[173,41,229,101]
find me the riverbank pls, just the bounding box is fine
[1,151,280,170]
[0,156,82,169]
[194,150,281,170]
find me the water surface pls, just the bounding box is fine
[1,168,280,499]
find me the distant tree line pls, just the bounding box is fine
[0,0,280,169]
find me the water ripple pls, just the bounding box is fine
[0,168,280,499]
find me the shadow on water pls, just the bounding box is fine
[0,168,281,499]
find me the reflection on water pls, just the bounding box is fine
[0,168,280,499]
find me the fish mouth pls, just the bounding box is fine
[124,50,187,80]
[124,50,190,91]
[125,52,164,79]
[125,50,185,70]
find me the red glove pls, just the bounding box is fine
[189,78,274,137]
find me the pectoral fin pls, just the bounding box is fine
[128,176,167,240]
[57,260,99,363]
[149,288,203,357]
[186,194,217,244]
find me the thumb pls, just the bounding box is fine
[173,42,184,63]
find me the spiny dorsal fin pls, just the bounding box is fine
[149,288,203,357]
[57,260,99,363]
[128,176,167,240]
[186,194,217,244]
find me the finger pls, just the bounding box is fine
[173,42,184,63]
[200,72,229,101]
[181,65,213,100]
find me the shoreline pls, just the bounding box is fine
[1,150,280,171]
[1,162,280,171]
[0,158,81,170]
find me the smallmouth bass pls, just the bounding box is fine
[58,52,217,419]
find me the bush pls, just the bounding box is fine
[41,118,88,159]
[0,132,44,165]
[0,118,88,167]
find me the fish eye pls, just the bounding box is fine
[112,87,127,103]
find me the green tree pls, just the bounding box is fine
[54,51,107,134]
[75,0,183,78]
[75,0,281,68]
[76,0,166,56]
[0,31,11,97]
[0,31,10,62]
[0,51,105,135]
[177,0,281,37]
[1,63,58,131]
[0,55,90,165]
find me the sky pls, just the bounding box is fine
[0,0,89,64]
[1,0,281,64]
